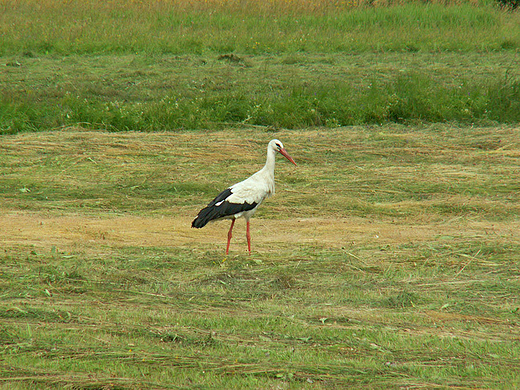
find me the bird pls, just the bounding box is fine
[192,139,297,255]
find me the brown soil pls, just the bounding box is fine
[1,211,517,254]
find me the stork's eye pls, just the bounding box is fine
[275,143,282,150]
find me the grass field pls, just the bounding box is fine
[1,0,520,388]
[2,0,520,132]
[1,126,519,388]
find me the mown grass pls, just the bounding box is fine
[1,126,519,219]
[1,127,519,388]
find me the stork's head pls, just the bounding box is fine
[270,139,297,166]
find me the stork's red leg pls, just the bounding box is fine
[226,219,235,255]
[246,220,252,254]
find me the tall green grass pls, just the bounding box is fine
[1,1,519,55]
[1,55,519,134]
[1,1,520,133]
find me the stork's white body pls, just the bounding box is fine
[225,150,277,217]
[192,139,296,254]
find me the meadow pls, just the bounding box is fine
[1,0,520,133]
[1,0,520,388]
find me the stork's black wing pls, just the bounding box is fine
[191,188,257,228]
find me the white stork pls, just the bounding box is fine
[192,139,297,254]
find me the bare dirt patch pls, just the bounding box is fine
[1,211,518,254]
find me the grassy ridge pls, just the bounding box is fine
[2,53,520,134]
[2,1,519,55]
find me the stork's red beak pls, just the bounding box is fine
[279,147,297,166]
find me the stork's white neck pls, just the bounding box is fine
[262,145,277,177]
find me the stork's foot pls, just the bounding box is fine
[219,256,227,267]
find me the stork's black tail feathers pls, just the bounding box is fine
[192,188,257,228]
[191,205,223,228]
